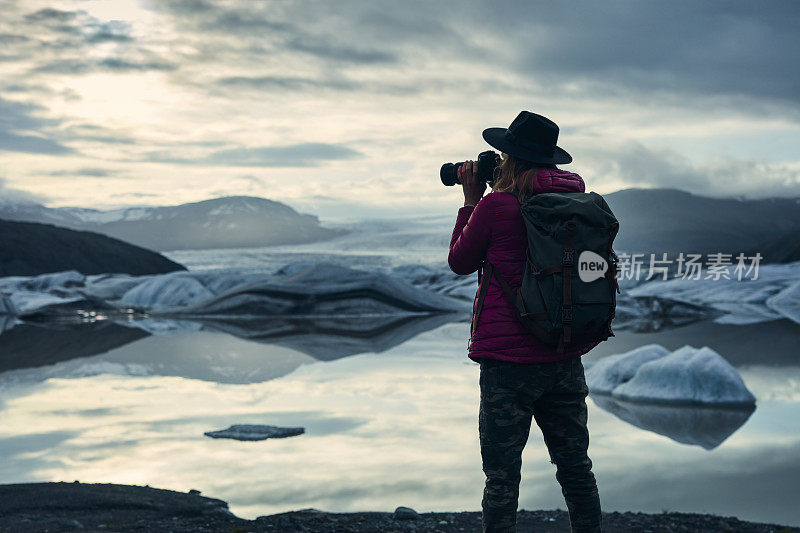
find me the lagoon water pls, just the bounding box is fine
[1,236,798,526]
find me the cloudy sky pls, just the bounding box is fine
[0,0,798,218]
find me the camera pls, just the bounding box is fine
[440,150,501,187]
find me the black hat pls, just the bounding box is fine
[482,111,572,164]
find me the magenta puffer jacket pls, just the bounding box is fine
[448,168,601,364]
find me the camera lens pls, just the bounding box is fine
[440,163,461,186]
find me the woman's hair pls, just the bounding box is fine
[492,153,557,203]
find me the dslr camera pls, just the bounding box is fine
[440,150,501,187]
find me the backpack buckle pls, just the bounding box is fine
[561,306,573,323]
[562,250,574,265]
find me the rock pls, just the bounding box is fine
[393,506,419,520]
[189,489,201,495]
[203,424,305,441]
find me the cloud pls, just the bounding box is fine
[0,97,73,154]
[153,0,799,109]
[0,177,50,204]
[85,21,133,44]
[146,142,362,167]
[464,0,800,106]
[60,124,138,145]
[214,75,359,92]
[33,57,176,74]
[109,192,158,198]
[286,37,396,64]
[49,168,112,177]
[0,0,797,210]
[24,7,78,23]
[583,140,800,198]
[23,7,133,43]
[14,5,172,78]
[0,132,73,154]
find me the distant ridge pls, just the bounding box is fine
[603,188,800,257]
[0,219,187,277]
[0,195,344,251]
[748,229,800,263]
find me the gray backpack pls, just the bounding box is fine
[474,190,620,353]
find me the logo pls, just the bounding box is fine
[578,251,608,282]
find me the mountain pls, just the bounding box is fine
[0,219,187,277]
[604,188,800,256]
[0,195,344,251]
[747,229,800,263]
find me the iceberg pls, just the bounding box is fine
[0,293,17,315]
[121,272,215,309]
[391,264,478,301]
[584,344,671,394]
[2,262,469,319]
[628,261,800,325]
[586,344,756,406]
[766,279,800,324]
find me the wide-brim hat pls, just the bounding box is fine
[482,111,572,164]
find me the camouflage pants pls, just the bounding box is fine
[478,356,602,533]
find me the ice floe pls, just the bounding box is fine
[765,279,800,324]
[0,263,468,319]
[586,344,756,406]
[627,261,799,325]
[204,424,305,441]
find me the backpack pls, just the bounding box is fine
[472,190,621,353]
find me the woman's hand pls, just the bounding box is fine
[458,160,486,206]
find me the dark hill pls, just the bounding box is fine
[747,229,800,263]
[0,219,187,277]
[604,188,800,256]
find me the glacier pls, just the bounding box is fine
[586,344,756,406]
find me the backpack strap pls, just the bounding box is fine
[557,219,577,353]
[603,222,621,339]
[473,260,549,335]
[471,260,492,338]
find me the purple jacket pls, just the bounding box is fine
[448,168,601,364]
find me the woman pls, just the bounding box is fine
[448,111,602,533]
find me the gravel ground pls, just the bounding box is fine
[0,481,796,533]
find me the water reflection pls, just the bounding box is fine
[0,321,797,526]
[192,313,462,360]
[0,321,149,372]
[1,313,462,379]
[589,394,755,449]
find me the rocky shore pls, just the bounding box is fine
[0,481,796,533]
